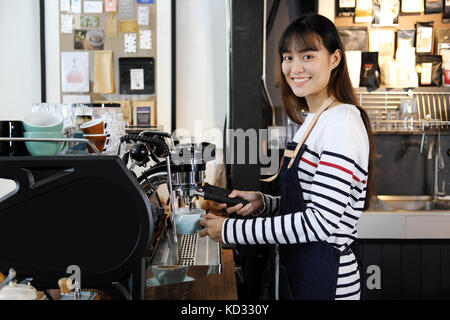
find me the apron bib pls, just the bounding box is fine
[278,142,362,300]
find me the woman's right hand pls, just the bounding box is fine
[218,190,264,217]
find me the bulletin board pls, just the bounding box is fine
[58,0,157,126]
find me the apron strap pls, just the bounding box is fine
[260,96,336,182]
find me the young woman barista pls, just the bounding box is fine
[199,14,374,300]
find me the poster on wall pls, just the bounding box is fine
[61,52,90,92]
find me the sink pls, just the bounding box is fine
[369,195,450,211]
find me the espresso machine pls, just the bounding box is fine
[169,141,248,210]
[123,134,248,285]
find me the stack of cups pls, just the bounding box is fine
[80,119,111,154]
[99,111,126,155]
[22,111,64,156]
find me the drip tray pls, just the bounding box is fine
[146,227,222,287]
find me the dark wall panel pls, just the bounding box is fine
[228,0,264,191]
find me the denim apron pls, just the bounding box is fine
[277,142,362,300]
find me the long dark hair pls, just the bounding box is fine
[278,14,375,209]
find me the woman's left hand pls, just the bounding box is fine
[199,213,226,243]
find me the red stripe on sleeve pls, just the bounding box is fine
[301,157,318,168]
[319,160,367,184]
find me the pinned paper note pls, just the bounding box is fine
[139,30,152,50]
[124,33,137,53]
[138,6,150,26]
[61,14,73,34]
[60,0,71,12]
[105,0,117,12]
[80,15,99,28]
[71,0,82,13]
[84,1,103,13]
[119,20,138,33]
[118,0,134,19]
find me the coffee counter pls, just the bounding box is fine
[358,210,450,239]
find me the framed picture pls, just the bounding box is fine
[133,100,156,127]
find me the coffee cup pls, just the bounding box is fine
[80,119,105,135]
[23,132,65,156]
[84,134,111,154]
[23,111,63,133]
[151,265,188,286]
[174,207,205,235]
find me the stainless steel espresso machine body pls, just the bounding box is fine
[170,142,214,209]
[149,141,222,284]
[120,133,250,287]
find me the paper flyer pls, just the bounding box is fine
[60,0,71,12]
[61,52,90,92]
[118,0,134,19]
[71,0,82,13]
[139,30,152,50]
[124,33,137,53]
[105,0,117,12]
[61,14,73,34]
[84,1,103,13]
[138,6,150,26]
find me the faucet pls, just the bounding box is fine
[434,128,446,201]
[420,123,446,201]
[422,126,446,201]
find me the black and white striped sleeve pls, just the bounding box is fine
[221,124,369,245]
[251,193,281,217]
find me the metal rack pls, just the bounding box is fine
[356,89,450,132]
[0,137,101,155]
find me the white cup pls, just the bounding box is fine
[151,265,188,285]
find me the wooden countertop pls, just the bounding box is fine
[38,249,237,300]
[145,248,237,300]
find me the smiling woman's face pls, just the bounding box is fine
[281,39,339,99]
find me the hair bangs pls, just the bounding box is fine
[279,27,323,57]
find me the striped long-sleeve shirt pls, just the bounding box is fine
[221,104,370,300]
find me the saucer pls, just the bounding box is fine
[146,276,195,287]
